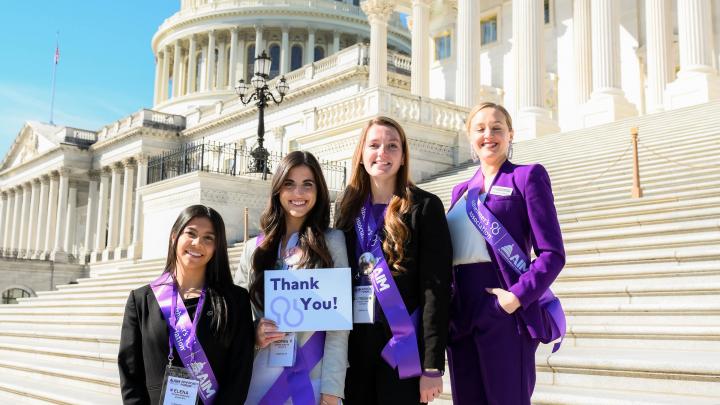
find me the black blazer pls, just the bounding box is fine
[118,283,254,404]
[343,186,452,371]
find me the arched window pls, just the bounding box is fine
[247,44,256,80]
[1,286,34,304]
[291,45,303,71]
[269,44,281,78]
[314,46,325,62]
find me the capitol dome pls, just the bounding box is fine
[151,0,412,114]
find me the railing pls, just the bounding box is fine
[57,127,98,148]
[147,140,347,191]
[388,51,411,76]
[97,109,186,141]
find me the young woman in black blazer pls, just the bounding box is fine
[118,205,254,404]
[335,117,453,404]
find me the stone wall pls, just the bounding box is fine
[0,257,88,300]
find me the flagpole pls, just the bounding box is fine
[50,31,59,125]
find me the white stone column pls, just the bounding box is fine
[160,47,171,103]
[17,183,31,258]
[207,30,217,91]
[10,186,23,257]
[187,35,198,94]
[281,27,290,75]
[665,0,719,109]
[580,0,637,127]
[82,172,99,262]
[573,0,592,104]
[411,0,431,97]
[92,168,111,263]
[513,0,559,139]
[116,159,135,258]
[63,181,78,257]
[362,0,394,88]
[4,190,15,256]
[154,51,164,105]
[644,0,673,113]
[455,0,480,107]
[332,30,340,54]
[306,28,316,64]
[172,40,182,98]
[0,191,7,255]
[51,170,69,262]
[200,45,209,91]
[24,179,40,258]
[238,36,247,80]
[128,156,148,259]
[43,172,59,259]
[218,41,228,88]
[228,28,239,88]
[255,25,264,55]
[103,163,123,261]
[32,175,49,259]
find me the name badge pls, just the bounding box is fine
[489,185,513,196]
[353,285,375,324]
[160,365,200,405]
[269,332,296,367]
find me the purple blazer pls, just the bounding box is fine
[450,160,565,337]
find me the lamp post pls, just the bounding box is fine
[235,50,290,179]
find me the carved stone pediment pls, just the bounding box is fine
[0,121,61,171]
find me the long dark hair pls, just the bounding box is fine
[335,116,413,274]
[249,151,333,309]
[164,205,234,341]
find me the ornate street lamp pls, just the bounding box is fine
[235,50,289,179]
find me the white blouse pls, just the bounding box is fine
[446,193,492,266]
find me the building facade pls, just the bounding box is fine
[1,0,719,299]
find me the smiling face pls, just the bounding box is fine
[362,124,405,182]
[174,216,216,274]
[279,164,317,227]
[469,107,514,167]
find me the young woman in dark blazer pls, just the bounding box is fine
[335,116,452,404]
[118,205,255,404]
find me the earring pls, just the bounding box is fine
[507,142,514,160]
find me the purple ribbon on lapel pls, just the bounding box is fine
[150,273,219,404]
[259,331,326,405]
[355,197,422,379]
[457,168,566,353]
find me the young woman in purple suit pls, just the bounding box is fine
[446,103,566,404]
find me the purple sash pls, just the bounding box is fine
[455,169,566,353]
[255,233,328,403]
[354,197,422,379]
[150,273,219,404]
[259,332,326,405]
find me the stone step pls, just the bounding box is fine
[0,343,116,371]
[0,373,119,405]
[535,346,720,397]
[555,282,720,306]
[559,259,720,281]
[562,324,720,351]
[531,383,720,405]
[0,314,122,325]
[0,352,119,395]
[560,200,720,230]
[0,321,120,335]
[0,330,118,354]
[564,231,720,255]
[565,245,720,267]
[0,306,124,316]
[562,218,720,242]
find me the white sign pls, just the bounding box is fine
[264,268,352,332]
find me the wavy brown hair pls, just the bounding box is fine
[335,116,413,274]
[249,151,333,309]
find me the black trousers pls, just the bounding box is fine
[344,322,423,405]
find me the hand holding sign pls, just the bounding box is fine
[256,318,286,349]
[264,268,352,332]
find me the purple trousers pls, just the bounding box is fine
[447,262,539,405]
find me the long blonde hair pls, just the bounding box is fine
[335,116,413,273]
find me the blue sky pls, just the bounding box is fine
[0,1,180,159]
